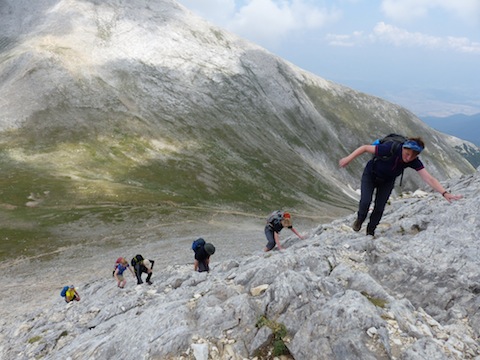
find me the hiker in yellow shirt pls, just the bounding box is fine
[65,285,81,303]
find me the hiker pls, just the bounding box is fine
[114,257,135,288]
[264,210,303,252]
[192,238,215,272]
[339,136,462,236]
[64,285,81,303]
[131,254,154,285]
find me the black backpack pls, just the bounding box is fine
[266,210,284,225]
[372,133,408,185]
[131,254,144,267]
[372,134,407,160]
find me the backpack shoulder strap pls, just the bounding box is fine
[374,134,407,161]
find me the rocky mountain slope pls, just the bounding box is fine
[0,0,475,214]
[1,170,478,359]
[441,135,480,170]
[421,113,480,147]
[420,114,480,168]
[0,2,479,358]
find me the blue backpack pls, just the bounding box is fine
[60,286,69,297]
[192,238,206,252]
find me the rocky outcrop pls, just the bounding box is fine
[1,171,479,359]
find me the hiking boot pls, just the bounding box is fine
[147,280,152,285]
[366,228,375,237]
[352,218,362,232]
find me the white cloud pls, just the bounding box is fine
[325,31,364,47]
[327,22,480,54]
[371,22,441,47]
[227,0,341,47]
[372,22,480,53]
[381,0,480,25]
[177,0,237,25]
[179,0,341,48]
[445,36,480,54]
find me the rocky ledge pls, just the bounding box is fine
[1,172,479,360]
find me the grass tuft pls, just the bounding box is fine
[255,315,291,357]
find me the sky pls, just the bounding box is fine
[176,0,480,117]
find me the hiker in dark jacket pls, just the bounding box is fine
[193,241,215,272]
[131,255,154,285]
[264,211,303,252]
[339,137,462,236]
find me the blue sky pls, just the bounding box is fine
[177,0,480,117]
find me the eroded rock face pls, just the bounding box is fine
[1,172,479,359]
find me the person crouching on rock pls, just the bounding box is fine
[192,238,215,272]
[65,285,80,303]
[114,257,135,288]
[131,254,154,285]
[264,210,303,252]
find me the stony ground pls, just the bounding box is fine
[1,172,479,359]
[0,210,326,327]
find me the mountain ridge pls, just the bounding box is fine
[0,0,476,258]
[421,113,480,147]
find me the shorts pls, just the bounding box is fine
[65,294,78,303]
[117,274,125,281]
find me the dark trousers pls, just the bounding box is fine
[358,166,395,233]
[198,260,209,272]
[264,225,276,250]
[134,260,154,284]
